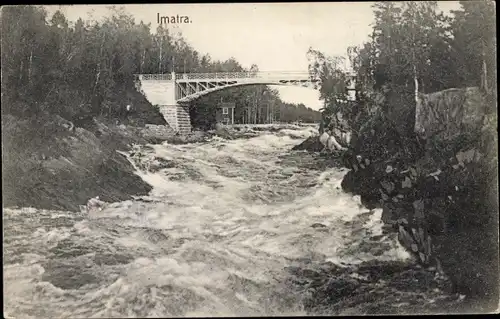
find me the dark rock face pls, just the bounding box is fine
[148,157,176,172]
[342,145,498,310]
[284,260,462,315]
[338,87,499,311]
[2,115,155,212]
[415,87,486,141]
[166,131,212,144]
[311,223,328,229]
[292,135,324,152]
[42,262,99,290]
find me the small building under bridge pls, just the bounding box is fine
[216,102,235,125]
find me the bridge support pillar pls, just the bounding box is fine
[158,104,191,135]
[158,105,178,131]
[176,105,191,134]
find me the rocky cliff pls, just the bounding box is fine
[293,87,498,312]
[2,113,175,212]
[339,87,498,312]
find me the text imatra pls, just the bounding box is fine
[157,14,192,24]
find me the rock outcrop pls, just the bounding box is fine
[415,87,487,141]
[339,87,498,311]
[292,135,324,152]
[2,114,158,212]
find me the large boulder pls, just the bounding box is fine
[292,135,324,152]
[415,87,486,141]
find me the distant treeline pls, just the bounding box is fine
[191,86,321,130]
[1,5,320,127]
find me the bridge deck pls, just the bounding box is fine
[139,71,318,82]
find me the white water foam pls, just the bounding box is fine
[4,126,411,317]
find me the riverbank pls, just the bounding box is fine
[294,87,499,313]
[2,113,316,212]
[2,113,156,211]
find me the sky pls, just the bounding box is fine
[44,2,462,111]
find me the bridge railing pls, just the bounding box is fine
[177,71,314,80]
[137,71,355,82]
[139,74,173,81]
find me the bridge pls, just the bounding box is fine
[135,71,355,134]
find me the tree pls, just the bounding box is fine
[307,47,351,133]
[2,5,320,129]
[450,0,496,92]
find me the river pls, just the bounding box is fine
[3,125,463,317]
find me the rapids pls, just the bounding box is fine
[4,125,460,317]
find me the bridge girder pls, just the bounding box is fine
[175,79,320,103]
[136,71,356,104]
